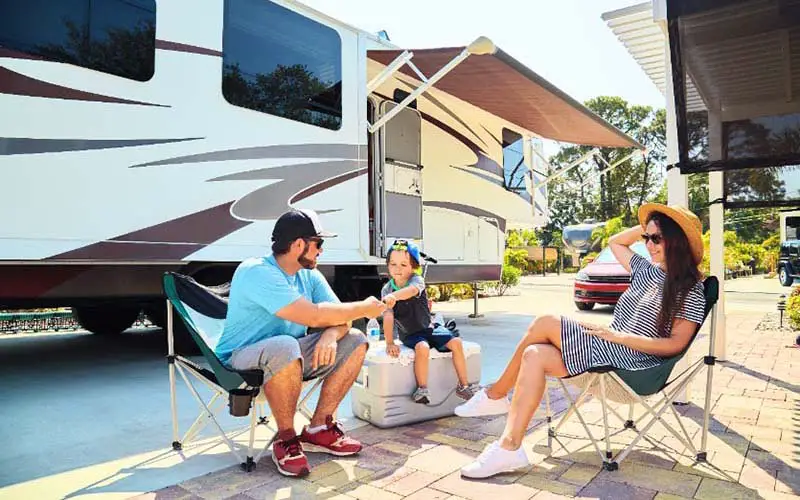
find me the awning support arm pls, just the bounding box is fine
[579,150,644,189]
[367,50,414,94]
[368,36,497,134]
[532,148,600,191]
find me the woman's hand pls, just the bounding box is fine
[581,323,626,344]
[385,343,400,358]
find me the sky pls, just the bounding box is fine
[299,0,665,110]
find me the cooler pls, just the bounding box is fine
[350,338,482,428]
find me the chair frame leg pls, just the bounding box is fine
[551,359,707,471]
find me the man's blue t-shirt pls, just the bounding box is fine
[215,255,339,365]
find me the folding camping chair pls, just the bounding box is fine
[543,276,720,471]
[163,272,324,472]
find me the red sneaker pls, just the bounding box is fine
[272,430,310,477]
[299,416,363,456]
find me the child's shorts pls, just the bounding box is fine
[402,327,456,353]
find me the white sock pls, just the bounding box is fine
[307,424,327,434]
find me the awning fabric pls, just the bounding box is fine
[368,47,643,150]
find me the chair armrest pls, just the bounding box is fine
[587,365,615,374]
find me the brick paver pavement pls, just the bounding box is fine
[132,311,799,500]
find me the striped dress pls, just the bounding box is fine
[561,253,706,376]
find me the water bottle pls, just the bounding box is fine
[366,318,381,343]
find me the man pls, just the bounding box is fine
[215,208,386,477]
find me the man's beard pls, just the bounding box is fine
[298,242,317,269]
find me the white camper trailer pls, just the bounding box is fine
[0,0,638,336]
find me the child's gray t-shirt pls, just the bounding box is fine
[380,275,431,341]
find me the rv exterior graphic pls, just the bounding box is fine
[0,0,638,336]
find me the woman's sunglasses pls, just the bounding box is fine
[641,233,663,245]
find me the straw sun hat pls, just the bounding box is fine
[637,203,704,264]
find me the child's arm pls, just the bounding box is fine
[383,275,426,308]
[380,282,401,357]
[383,309,400,357]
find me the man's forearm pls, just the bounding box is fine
[312,301,367,327]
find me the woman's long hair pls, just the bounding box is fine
[648,212,702,337]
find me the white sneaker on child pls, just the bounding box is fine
[461,440,530,478]
[454,388,510,417]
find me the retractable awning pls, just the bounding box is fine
[367,45,643,150]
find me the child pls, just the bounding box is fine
[380,240,479,404]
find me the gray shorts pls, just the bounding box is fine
[228,328,368,384]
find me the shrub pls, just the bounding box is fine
[426,285,441,302]
[787,287,800,329]
[504,248,528,270]
[436,283,474,301]
[700,230,778,275]
[498,265,522,296]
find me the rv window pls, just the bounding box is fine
[0,0,156,82]
[502,129,531,202]
[222,0,343,130]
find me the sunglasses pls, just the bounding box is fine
[641,233,663,245]
[391,240,409,252]
[304,237,324,249]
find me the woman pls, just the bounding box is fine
[456,203,707,479]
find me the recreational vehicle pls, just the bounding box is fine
[0,0,638,338]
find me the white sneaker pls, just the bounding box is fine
[461,441,530,479]
[454,388,510,417]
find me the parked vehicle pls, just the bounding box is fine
[573,241,650,311]
[0,0,637,339]
[777,240,800,287]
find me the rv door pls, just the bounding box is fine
[380,100,423,254]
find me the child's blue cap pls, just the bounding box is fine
[390,239,421,266]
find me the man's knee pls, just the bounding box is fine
[415,341,430,352]
[330,328,368,372]
[266,335,303,367]
[349,329,368,359]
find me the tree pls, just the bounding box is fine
[547,96,665,226]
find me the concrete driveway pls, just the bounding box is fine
[0,273,785,499]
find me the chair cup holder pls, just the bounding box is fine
[229,389,255,417]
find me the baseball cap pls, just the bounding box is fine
[390,239,421,265]
[271,208,337,243]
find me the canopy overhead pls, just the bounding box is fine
[367,46,643,150]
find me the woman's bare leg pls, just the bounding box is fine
[499,344,568,450]
[486,315,564,400]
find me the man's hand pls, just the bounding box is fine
[382,293,397,309]
[312,329,338,370]
[385,343,400,358]
[361,296,387,318]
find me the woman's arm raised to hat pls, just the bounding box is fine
[609,225,644,274]
[276,296,386,328]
